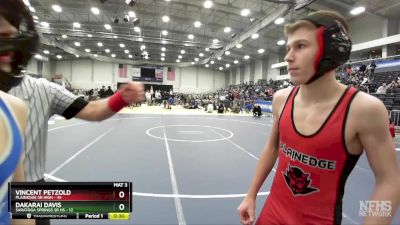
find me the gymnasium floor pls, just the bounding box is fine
[44,108,400,225]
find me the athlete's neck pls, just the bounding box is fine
[298,71,345,105]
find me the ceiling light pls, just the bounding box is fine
[178,55,182,59]
[277,40,286,45]
[188,34,194,39]
[52,5,62,13]
[162,16,170,22]
[205,48,209,51]
[23,0,31,7]
[128,11,136,18]
[219,67,223,70]
[251,33,259,39]
[199,53,204,57]
[161,53,165,56]
[97,42,103,47]
[225,64,230,68]
[134,26,140,32]
[43,50,50,54]
[138,37,143,41]
[210,60,215,64]
[181,50,185,54]
[274,17,285,25]
[120,43,125,48]
[162,40,166,44]
[213,39,219,44]
[56,55,62,59]
[205,64,209,68]
[144,55,149,59]
[176,59,180,62]
[85,49,90,53]
[194,21,202,28]
[94,54,98,57]
[74,42,81,47]
[29,6,35,13]
[91,7,100,15]
[161,57,165,61]
[104,24,111,29]
[125,50,129,54]
[234,60,239,64]
[184,43,189,46]
[241,9,250,17]
[73,22,81,28]
[140,45,146,50]
[350,6,365,15]
[142,51,148,55]
[224,27,231,33]
[33,16,39,20]
[105,49,110,53]
[87,34,93,37]
[195,58,199,61]
[244,55,250,59]
[34,54,43,60]
[204,0,213,8]
[217,56,221,60]
[161,47,166,51]
[75,55,79,58]
[113,35,118,39]
[225,51,230,55]
[236,43,242,48]
[62,34,67,39]
[111,54,116,57]
[191,62,195,65]
[40,22,49,28]
[258,48,265,54]
[129,54,133,58]
[162,30,168,36]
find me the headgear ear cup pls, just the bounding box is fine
[300,14,352,84]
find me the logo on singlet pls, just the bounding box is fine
[283,165,319,196]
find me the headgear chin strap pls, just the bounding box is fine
[301,14,352,84]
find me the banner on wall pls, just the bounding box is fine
[167,67,175,81]
[118,64,127,78]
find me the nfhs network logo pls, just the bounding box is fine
[359,201,392,217]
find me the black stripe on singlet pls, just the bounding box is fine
[334,89,361,225]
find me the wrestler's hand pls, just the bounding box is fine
[237,196,255,225]
[119,82,145,104]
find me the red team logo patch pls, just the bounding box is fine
[283,165,319,196]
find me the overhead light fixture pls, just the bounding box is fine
[234,60,239,64]
[203,0,213,8]
[188,34,194,39]
[195,58,199,61]
[161,57,165,61]
[162,40,166,44]
[161,47,166,51]
[52,5,62,12]
[144,55,149,60]
[205,64,209,68]
[56,55,62,59]
[75,55,80,58]
[29,6,35,13]
[120,43,125,48]
[210,60,215,64]
[194,21,202,28]
[251,33,259,39]
[125,50,129,54]
[128,11,136,18]
[40,22,49,28]
[104,24,111,29]
[62,34,67,39]
[74,42,81,47]
[244,55,250,59]
[85,49,91,53]
[134,26,141,32]
[199,53,204,57]
[91,7,100,15]
[125,0,136,7]
[191,62,195,65]
[162,15,170,22]
[43,50,50,54]
[73,22,81,28]
[138,37,143,41]
[33,15,39,20]
[274,17,285,25]
[23,0,31,7]
[219,67,223,70]
[129,54,133,58]
[162,30,168,36]
[94,54,98,57]
[217,56,221,60]
[350,6,365,15]
[224,27,231,33]
[113,35,118,39]
[236,43,242,48]
[97,42,103,47]
[225,64,230,68]
[225,51,230,55]
[258,48,265,54]
[87,34,93,37]
[161,53,166,57]
[213,39,219,44]
[181,50,185,54]
[205,48,209,51]
[176,59,180,62]
[34,54,43,60]
[241,9,250,17]
[111,54,116,57]
[140,45,146,50]
[178,55,182,59]
[105,49,110,53]
[277,40,286,45]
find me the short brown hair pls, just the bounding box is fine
[284,10,349,37]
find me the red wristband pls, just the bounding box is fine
[108,91,129,112]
